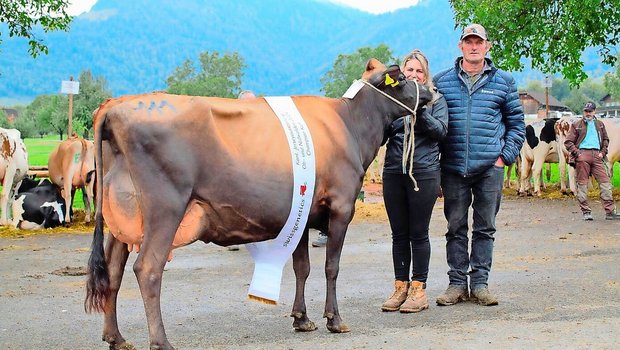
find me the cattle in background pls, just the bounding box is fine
[555,116,580,193]
[0,128,29,225]
[601,118,620,178]
[519,118,559,195]
[47,136,95,223]
[85,59,432,349]
[11,178,66,230]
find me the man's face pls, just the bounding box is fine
[583,109,595,120]
[458,36,490,65]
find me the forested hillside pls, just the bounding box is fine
[0,0,611,102]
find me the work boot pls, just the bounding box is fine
[583,212,593,221]
[470,286,499,306]
[436,285,468,306]
[605,210,620,220]
[400,281,429,313]
[311,232,327,247]
[381,280,410,312]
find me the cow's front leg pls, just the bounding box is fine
[291,228,316,332]
[323,215,351,333]
[101,235,135,350]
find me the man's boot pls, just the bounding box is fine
[436,284,468,306]
[400,281,429,313]
[381,280,409,312]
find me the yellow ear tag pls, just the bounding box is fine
[385,73,399,87]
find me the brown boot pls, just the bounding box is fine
[399,281,429,313]
[381,280,410,311]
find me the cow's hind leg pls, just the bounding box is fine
[291,227,317,332]
[101,235,135,350]
[323,209,352,333]
[133,204,185,350]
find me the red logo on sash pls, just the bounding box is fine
[300,183,307,196]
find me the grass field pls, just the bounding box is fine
[506,162,620,188]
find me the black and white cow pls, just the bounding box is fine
[518,117,575,196]
[12,178,66,230]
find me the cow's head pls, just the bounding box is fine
[362,58,432,116]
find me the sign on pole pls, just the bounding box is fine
[61,80,80,95]
[61,77,79,138]
[542,76,553,88]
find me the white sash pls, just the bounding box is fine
[245,96,316,304]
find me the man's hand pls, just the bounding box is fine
[495,157,505,167]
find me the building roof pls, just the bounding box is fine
[519,91,570,110]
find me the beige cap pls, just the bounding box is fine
[460,23,488,41]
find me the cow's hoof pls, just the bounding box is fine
[326,319,351,333]
[113,341,137,350]
[293,319,317,332]
[292,312,317,332]
[325,314,351,333]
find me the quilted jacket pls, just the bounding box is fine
[434,58,525,177]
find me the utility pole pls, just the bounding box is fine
[60,76,80,139]
[68,76,74,137]
[543,76,552,118]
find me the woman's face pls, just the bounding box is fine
[403,58,426,84]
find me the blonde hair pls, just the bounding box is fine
[401,49,436,91]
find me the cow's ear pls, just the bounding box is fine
[382,65,402,88]
[363,58,385,80]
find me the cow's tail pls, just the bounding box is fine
[84,107,110,314]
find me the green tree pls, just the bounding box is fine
[320,44,397,98]
[0,0,73,58]
[73,70,113,138]
[0,109,9,128]
[450,0,620,86]
[550,78,571,101]
[25,94,68,139]
[562,78,606,113]
[166,51,245,98]
[604,54,620,98]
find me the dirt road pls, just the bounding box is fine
[0,197,619,349]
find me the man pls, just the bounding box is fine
[433,23,525,306]
[564,101,620,221]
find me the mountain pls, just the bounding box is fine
[0,0,611,103]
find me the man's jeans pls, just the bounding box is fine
[441,165,504,289]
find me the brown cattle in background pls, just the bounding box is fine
[48,136,95,223]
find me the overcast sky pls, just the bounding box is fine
[67,0,420,15]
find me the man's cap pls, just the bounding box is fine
[460,23,488,41]
[583,101,596,111]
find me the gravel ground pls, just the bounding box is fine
[0,196,619,349]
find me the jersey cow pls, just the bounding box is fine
[85,59,432,350]
[11,178,66,229]
[0,128,29,225]
[47,136,95,223]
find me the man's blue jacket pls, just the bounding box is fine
[434,58,525,177]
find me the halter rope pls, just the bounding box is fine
[361,79,420,191]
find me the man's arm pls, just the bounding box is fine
[499,74,525,166]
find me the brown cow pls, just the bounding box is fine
[47,136,96,223]
[85,59,432,350]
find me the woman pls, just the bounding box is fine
[381,49,448,313]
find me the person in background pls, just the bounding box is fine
[381,49,448,313]
[564,101,620,221]
[238,90,256,99]
[433,23,525,306]
[228,89,259,251]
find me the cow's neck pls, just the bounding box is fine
[338,88,399,170]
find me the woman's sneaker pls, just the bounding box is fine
[583,212,593,221]
[311,232,328,247]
